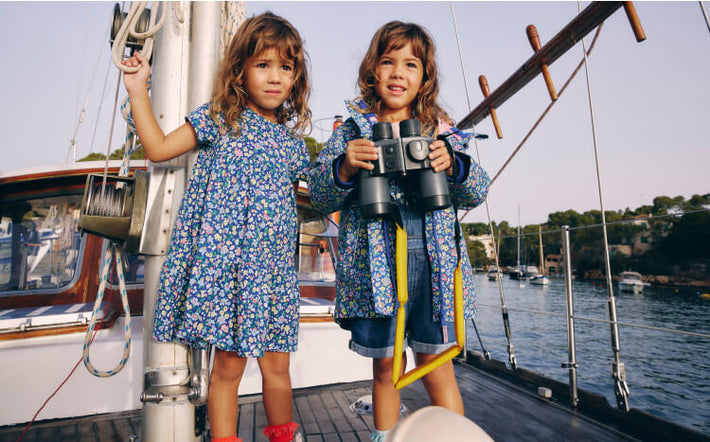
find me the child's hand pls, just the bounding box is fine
[122,51,151,93]
[339,139,378,182]
[428,140,453,176]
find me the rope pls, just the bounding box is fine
[82,242,132,377]
[220,1,246,56]
[111,2,164,72]
[81,0,149,374]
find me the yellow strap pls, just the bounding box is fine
[392,224,465,389]
[392,222,408,383]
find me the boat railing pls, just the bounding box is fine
[469,221,709,427]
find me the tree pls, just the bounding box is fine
[78,145,146,162]
[303,136,323,163]
[652,196,676,215]
[461,222,489,236]
[685,194,710,210]
[465,238,489,266]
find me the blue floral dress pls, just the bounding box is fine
[153,104,309,357]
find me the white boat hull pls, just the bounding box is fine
[530,275,550,285]
[0,316,144,427]
[619,281,644,293]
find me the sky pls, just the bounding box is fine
[0,1,708,226]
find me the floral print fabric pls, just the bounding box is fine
[153,104,309,357]
[307,99,491,323]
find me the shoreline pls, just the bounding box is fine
[581,270,710,291]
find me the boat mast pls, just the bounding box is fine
[516,204,521,272]
[140,3,222,441]
[538,225,545,275]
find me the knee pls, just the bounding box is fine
[259,353,291,381]
[211,352,246,384]
[373,357,396,384]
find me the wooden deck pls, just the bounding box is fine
[1,358,643,442]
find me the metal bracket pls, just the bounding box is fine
[612,361,631,412]
[139,165,179,256]
[140,367,190,404]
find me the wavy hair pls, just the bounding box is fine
[357,21,451,136]
[211,12,311,135]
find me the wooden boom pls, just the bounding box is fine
[457,1,645,130]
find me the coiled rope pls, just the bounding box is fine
[111,1,185,73]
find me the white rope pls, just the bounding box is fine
[111,2,185,73]
[82,243,132,377]
[220,1,246,57]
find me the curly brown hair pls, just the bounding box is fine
[211,12,311,135]
[358,21,451,136]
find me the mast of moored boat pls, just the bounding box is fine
[538,225,545,275]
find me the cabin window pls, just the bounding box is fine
[296,205,337,283]
[0,196,83,292]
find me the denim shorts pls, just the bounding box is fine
[342,235,456,359]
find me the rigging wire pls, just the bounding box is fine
[450,1,516,368]
[89,59,113,155]
[577,0,630,413]
[450,2,473,112]
[700,1,710,36]
[490,208,710,241]
[69,7,112,162]
[475,303,710,340]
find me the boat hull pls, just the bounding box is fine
[529,275,550,285]
[618,281,644,293]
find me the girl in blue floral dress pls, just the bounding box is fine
[308,21,490,442]
[122,12,310,442]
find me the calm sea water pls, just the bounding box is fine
[466,274,710,436]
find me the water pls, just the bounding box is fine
[466,274,710,436]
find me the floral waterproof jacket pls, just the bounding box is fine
[307,99,491,323]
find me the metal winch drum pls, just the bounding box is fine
[79,171,148,253]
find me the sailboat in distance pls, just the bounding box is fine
[530,225,550,285]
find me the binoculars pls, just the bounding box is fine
[358,119,451,218]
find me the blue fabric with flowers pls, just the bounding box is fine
[307,99,491,323]
[152,104,309,357]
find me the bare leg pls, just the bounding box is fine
[209,349,248,438]
[258,351,293,425]
[416,352,464,414]
[372,353,406,431]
